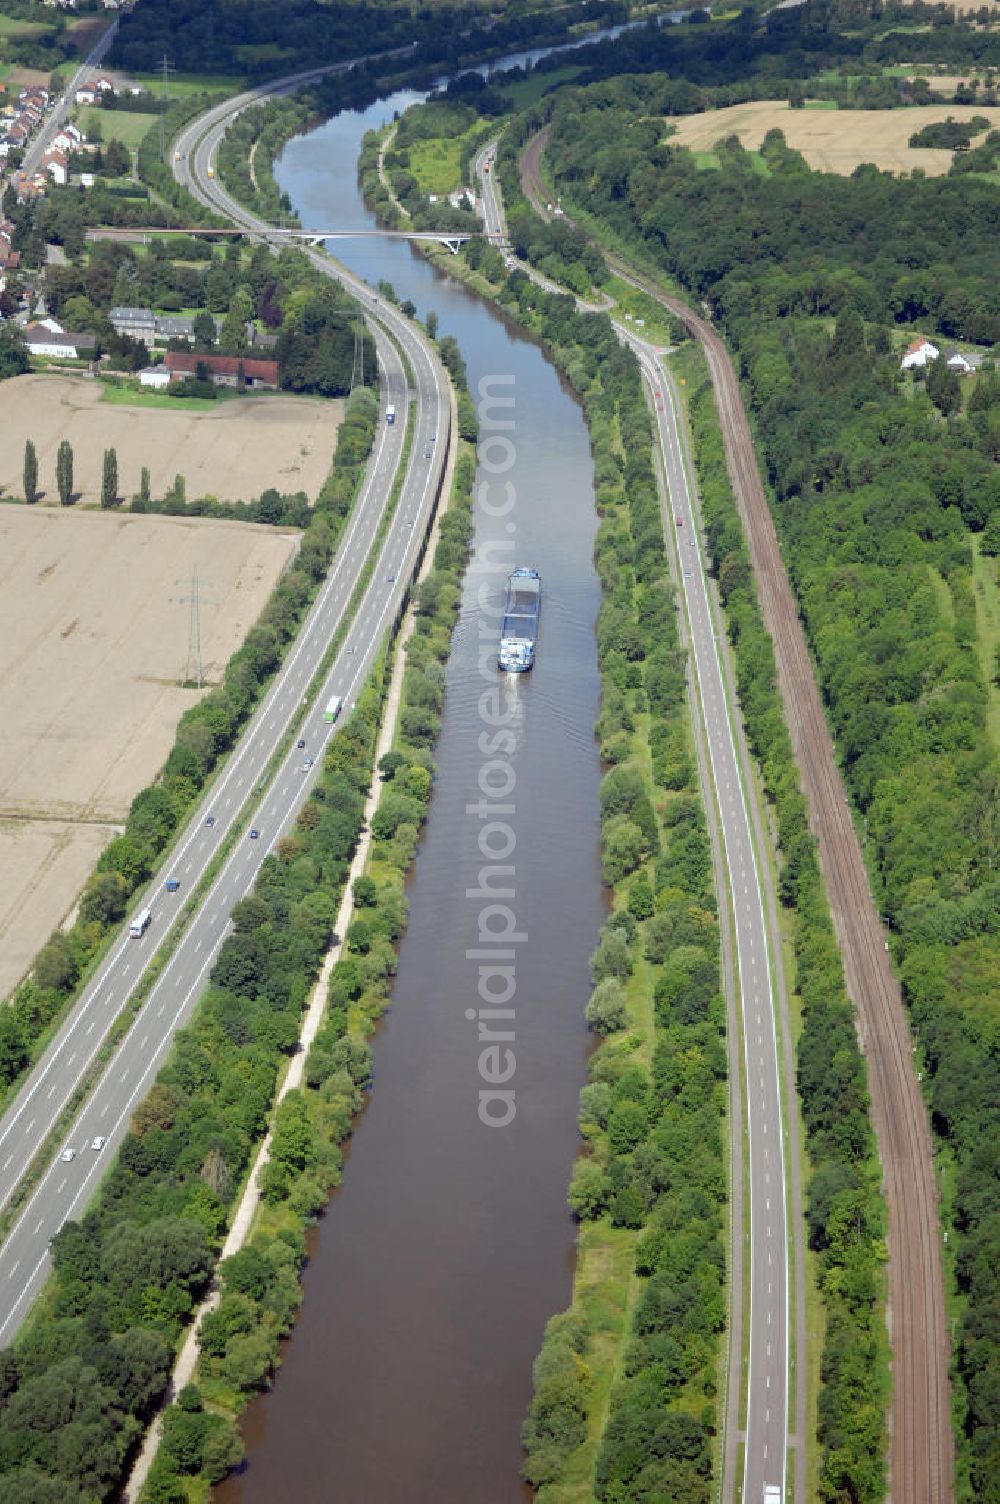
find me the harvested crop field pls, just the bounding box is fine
[0,505,298,1001]
[0,375,342,507]
[667,100,1000,175]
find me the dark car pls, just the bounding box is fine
[250,828,260,840]
[205,814,216,827]
[297,738,306,749]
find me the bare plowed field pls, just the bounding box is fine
[0,376,342,506]
[0,505,298,1000]
[667,100,1000,175]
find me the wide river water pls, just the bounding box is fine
[216,48,609,1504]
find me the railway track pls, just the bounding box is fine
[519,124,953,1504]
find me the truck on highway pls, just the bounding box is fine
[129,907,152,939]
[385,404,396,425]
[324,694,342,723]
[763,1487,783,1504]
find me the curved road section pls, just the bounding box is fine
[0,79,450,1344]
[518,124,953,1503]
[476,143,788,1501]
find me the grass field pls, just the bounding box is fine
[128,71,246,97]
[498,63,582,110]
[0,505,298,1002]
[0,15,50,37]
[0,374,343,506]
[80,108,160,148]
[667,100,1000,175]
[406,135,466,195]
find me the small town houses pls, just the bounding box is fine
[0,87,50,163]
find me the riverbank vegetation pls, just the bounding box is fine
[140,332,477,1503]
[413,216,728,1496]
[533,61,1000,1499]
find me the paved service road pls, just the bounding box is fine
[0,80,450,1343]
[476,143,790,1501]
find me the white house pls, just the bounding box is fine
[42,149,68,185]
[75,87,96,106]
[900,337,940,371]
[23,328,96,359]
[139,364,171,388]
[945,349,975,375]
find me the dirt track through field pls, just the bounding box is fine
[521,124,953,1503]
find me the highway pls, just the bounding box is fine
[476,144,790,1501]
[0,80,451,1343]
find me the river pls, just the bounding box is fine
[215,52,608,1504]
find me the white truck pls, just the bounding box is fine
[385,404,396,425]
[129,907,152,939]
[764,1488,783,1504]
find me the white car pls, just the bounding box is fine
[91,1136,106,1152]
[60,1148,75,1163]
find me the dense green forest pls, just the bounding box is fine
[536,71,1000,1500]
[107,0,632,79]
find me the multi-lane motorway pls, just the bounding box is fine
[476,144,790,1501]
[0,81,450,1343]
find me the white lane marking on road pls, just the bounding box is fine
[100,1102,109,1118]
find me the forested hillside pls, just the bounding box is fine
[539,78,1000,1499]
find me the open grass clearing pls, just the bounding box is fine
[498,63,582,110]
[404,133,466,195]
[79,107,160,148]
[0,374,343,507]
[0,504,298,1001]
[0,14,50,38]
[666,99,1000,174]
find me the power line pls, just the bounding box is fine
[183,567,202,689]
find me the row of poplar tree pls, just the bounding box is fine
[21,439,127,508]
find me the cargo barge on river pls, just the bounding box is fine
[498,567,541,672]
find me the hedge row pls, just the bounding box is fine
[683,345,889,1503]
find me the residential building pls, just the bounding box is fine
[165,351,279,389]
[944,349,976,374]
[43,150,68,186]
[139,364,171,388]
[900,337,940,371]
[109,305,155,342]
[24,328,97,359]
[154,314,197,343]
